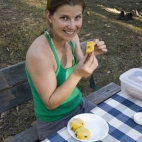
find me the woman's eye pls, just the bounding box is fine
[61,16,68,20]
[76,15,82,20]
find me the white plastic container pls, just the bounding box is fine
[119,68,142,101]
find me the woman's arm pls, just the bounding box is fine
[72,34,84,62]
[26,36,98,110]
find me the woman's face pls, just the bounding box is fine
[47,4,83,41]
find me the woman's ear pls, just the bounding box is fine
[45,10,52,24]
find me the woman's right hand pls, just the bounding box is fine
[73,52,98,78]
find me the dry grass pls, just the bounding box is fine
[0,0,142,141]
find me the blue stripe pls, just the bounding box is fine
[109,125,136,142]
[48,133,67,142]
[112,94,141,112]
[117,113,142,133]
[99,103,142,133]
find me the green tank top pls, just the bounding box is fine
[25,32,82,122]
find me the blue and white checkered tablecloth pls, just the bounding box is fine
[43,92,142,142]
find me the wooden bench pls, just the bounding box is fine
[0,41,121,142]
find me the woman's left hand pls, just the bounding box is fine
[93,39,108,56]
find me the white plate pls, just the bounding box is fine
[67,113,109,142]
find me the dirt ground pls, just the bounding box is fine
[0,0,142,141]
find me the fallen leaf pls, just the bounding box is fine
[88,21,91,24]
[105,24,111,28]
[10,51,14,56]
[25,33,28,36]
[102,57,105,60]
[107,71,111,74]
[107,33,111,36]
[88,21,95,24]
[86,11,90,15]
[16,106,19,111]
[81,33,90,38]
[7,48,10,51]
[1,112,5,118]
[5,21,10,24]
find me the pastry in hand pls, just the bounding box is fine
[86,41,95,54]
[69,118,84,132]
[75,126,90,140]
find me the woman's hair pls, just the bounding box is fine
[46,0,86,15]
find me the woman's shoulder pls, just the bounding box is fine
[26,35,52,64]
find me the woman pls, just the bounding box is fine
[25,0,107,141]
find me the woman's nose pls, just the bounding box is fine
[68,20,76,29]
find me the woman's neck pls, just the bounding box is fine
[50,29,68,50]
[52,37,67,51]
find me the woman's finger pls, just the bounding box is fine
[89,56,98,70]
[93,39,99,45]
[97,45,106,49]
[102,48,108,52]
[96,41,105,47]
[80,54,88,64]
[84,52,94,66]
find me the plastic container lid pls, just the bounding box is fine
[119,68,142,89]
[134,112,142,125]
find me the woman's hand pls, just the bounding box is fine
[73,52,98,78]
[93,39,107,56]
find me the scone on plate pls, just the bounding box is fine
[75,126,90,140]
[69,118,84,132]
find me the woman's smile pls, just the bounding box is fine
[64,30,75,35]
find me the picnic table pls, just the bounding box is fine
[42,91,142,142]
[1,40,141,142]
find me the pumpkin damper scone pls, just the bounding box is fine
[75,126,90,140]
[69,118,84,132]
[86,41,95,54]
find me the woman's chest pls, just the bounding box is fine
[57,47,74,69]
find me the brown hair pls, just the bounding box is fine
[46,0,85,15]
